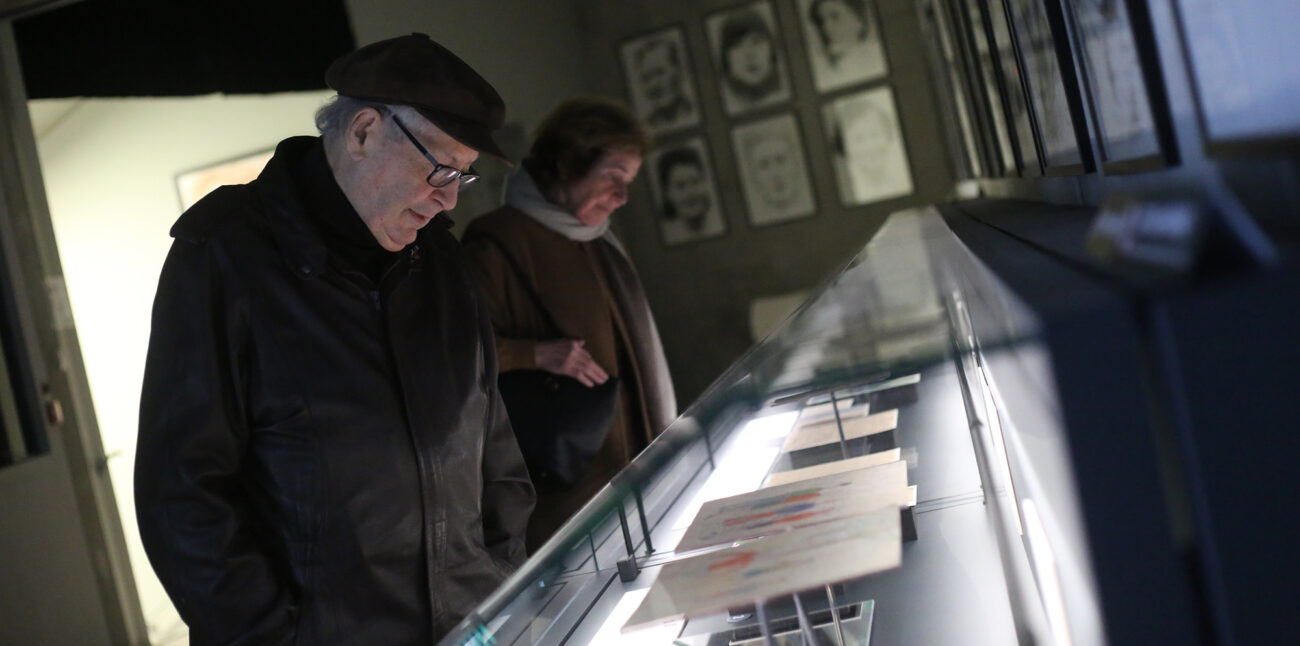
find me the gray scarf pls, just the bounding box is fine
[502,165,678,433]
[504,165,612,243]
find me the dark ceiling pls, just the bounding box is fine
[14,0,355,98]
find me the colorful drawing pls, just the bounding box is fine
[677,459,909,552]
[623,509,902,633]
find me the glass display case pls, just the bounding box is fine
[438,203,1221,646]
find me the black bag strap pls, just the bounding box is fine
[469,234,563,336]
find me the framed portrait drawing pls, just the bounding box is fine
[647,137,728,246]
[705,1,792,116]
[619,26,703,136]
[822,86,914,206]
[1173,0,1300,155]
[176,148,273,211]
[1006,0,1093,174]
[1066,0,1177,172]
[795,0,889,93]
[730,113,816,227]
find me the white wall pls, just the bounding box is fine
[29,91,333,644]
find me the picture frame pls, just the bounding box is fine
[646,137,728,247]
[1065,0,1177,172]
[794,0,889,94]
[822,85,914,206]
[980,0,1044,176]
[730,113,817,227]
[1005,0,1094,175]
[1172,0,1300,155]
[704,0,793,117]
[619,25,703,136]
[917,0,987,179]
[175,148,273,211]
[953,0,1020,177]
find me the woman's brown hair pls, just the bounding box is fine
[527,96,652,196]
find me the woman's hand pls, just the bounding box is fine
[535,339,609,387]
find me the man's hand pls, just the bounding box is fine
[534,339,609,387]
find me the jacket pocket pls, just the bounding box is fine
[248,407,321,569]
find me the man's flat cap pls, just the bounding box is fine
[326,32,508,161]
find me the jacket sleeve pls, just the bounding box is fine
[461,235,539,372]
[475,291,537,566]
[134,238,296,646]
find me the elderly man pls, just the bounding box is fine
[134,33,534,645]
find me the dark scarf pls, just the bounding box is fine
[291,139,397,282]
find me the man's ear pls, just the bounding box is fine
[344,107,384,161]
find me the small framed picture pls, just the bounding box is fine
[619,26,703,136]
[795,0,889,93]
[822,86,914,206]
[981,0,1044,176]
[918,0,990,179]
[956,0,1019,177]
[704,1,793,116]
[730,113,816,226]
[1065,0,1176,172]
[175,148,273,211]
[646,137,728,246]
[1005,0,1093,174]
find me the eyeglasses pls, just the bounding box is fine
[389,113,480,189]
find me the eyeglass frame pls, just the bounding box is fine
[386,111,480,189]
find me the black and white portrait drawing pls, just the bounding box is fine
[823,86,913,205]
[647,138,727,246]
[796,0,888,93]
[1007,0,1082,169]
[620,27,702,135]
[1069,0,1161,163]
[731,114,816,226]
[705,1,792,116]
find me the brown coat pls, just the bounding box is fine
[462,206,660,551]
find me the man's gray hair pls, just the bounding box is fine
[315,95,420,143]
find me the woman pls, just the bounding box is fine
[462,97,677,552]
[718,9,784,109]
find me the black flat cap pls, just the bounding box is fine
[326,33,509,161]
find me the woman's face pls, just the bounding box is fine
[817,0,866,47]
[726,31,774,87]
[554,149,642,227]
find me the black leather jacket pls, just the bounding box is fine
[135,136,535,646]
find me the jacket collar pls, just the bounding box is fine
[252,136,334,280]
[249,136,459,282]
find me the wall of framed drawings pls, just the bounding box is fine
[587,0,956,403]
[613,0,936,250]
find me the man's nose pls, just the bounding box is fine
[434,182,459,211]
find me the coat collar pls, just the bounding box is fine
[247,136,448,281]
